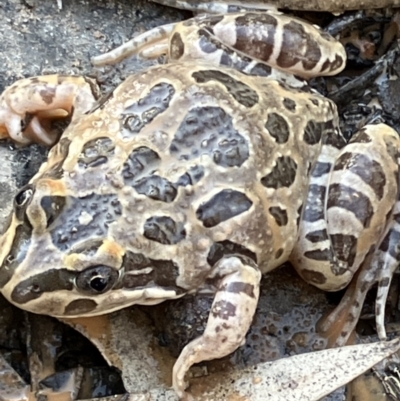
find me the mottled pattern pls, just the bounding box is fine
[192,70,259,107]
[265,113,290,144]
[121,82,175,136]
[170,106,249,167]
[0,10,396,398]
[49,193,121,251]
[261,156,297,189]
[78,137,115,168]
[143,215,186,244]
[196,189,253,228]
[122,147,161,184]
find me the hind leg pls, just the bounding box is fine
[291,124,400,346]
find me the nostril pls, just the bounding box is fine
[14,184,34,208]
[14,185,35,217]
[31,283,41,293]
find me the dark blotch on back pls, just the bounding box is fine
[207,240,257,266]
[121,83,175,136]
[11,269,76,304]
[49,193,121,252]
[265,112,290,144]
[269,206,288,226]
[122,147,176,202]
[170,106,249,167]
[303,120,325,145]
[196,189,253,227]
[261,156,297,189]
[277,20,321,71]
[176,165,204,186]
[192,70,259,107]
[143,215,186,244]
[122,147,160,185]
[328,184,373,228]
[78,137,115,169]
[283,98,296,111]
[133,176,177,203]
[121,251,184,291]
[170,32,185,59]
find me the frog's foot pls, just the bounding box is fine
[319,211,400,347]
[91,23,175,66]
[172,256,261,398]
[0,75,99,145]
[317,269,371,347]
[292,124,400,347]
[374,206,400,339]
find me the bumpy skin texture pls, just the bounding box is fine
[1,7,400,400]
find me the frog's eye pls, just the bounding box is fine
[14,185,34,212]
[75,265,119,295]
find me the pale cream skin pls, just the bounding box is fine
[1,4,399,400]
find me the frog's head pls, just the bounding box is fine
[0,179,184,317]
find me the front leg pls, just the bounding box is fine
[291,124,400,346]
[0,75,99,145]
[173,256,261,398]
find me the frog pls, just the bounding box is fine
[1,2,400,399]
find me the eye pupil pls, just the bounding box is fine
[76,265,118,295]
[90,276,108,292]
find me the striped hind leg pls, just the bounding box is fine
[374,199,400,339]
[291,124,400,346]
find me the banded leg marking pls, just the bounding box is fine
[172,256,261,398]
[294,124,400,346]
[91,10,345,78]
[374,199,400,339]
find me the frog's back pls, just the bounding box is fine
[38,63,338,288]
